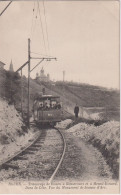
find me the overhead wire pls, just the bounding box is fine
[42,0,50,54]
[31,1,39,40]
[37,0,47,54]
[0,1,13,16]
[30,1,35,39]
[29,0,54,77]
[31,51,55,58]
[30,0,51,57]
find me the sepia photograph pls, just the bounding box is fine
[0,0,120,194]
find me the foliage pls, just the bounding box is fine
[4,71,21,105]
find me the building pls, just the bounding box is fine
[0,61,6,70]
[36,67,50,82]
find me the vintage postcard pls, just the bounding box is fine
[0,0,120,194]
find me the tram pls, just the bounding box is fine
[33,95,62,126]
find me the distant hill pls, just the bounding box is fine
[39,81,120,121]
[0,69,119,121]
[55,81,119,108]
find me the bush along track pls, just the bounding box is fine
[88,137,119,179]
[67,121,119,180]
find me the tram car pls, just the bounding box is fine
[33,95,62,126]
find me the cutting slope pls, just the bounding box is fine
[0,98,35,164]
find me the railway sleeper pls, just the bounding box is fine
[2,163,19,170]
[13,156,28,160]
[22,151,35,155]
[37,138,45,141]
[36,140,45,143]
[27,147,39,151]
[32,145,41,148]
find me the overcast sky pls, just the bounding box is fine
[0,0,119,89]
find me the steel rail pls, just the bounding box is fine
[48,127,66,183]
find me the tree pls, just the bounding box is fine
[5,71,21,104]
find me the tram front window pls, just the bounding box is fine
[44,99,50,109]
[51,101,57,109]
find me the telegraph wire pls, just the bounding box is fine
[0,1,12,16]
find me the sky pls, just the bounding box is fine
[0,0,120,89]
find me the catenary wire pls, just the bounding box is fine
[30,1,35,39]
[31,1,39,40]
[42,0,50,54]
[37,0,47,54]
[31,51,55,58]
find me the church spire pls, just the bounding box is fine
[40,67,44,76]
[9,60,14,72]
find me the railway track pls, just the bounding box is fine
[0,125,66,182]
[0,128,45,170]
[49,127,66,182]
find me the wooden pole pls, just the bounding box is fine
[28,38,30,128]
[21,69,23,118]
[63,71,65,83]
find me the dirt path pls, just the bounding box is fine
[55,129,112,181]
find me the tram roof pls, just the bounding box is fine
[36,95,60,100]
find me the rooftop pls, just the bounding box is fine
[36,95,60,100]
[0,61,6,66]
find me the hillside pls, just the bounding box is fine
[0,69,119,121]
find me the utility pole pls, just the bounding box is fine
[28,38,30,128]
[62,71,65,114]
[16,38,56,128]
[21,69,23,118]
[63,71,65,83]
